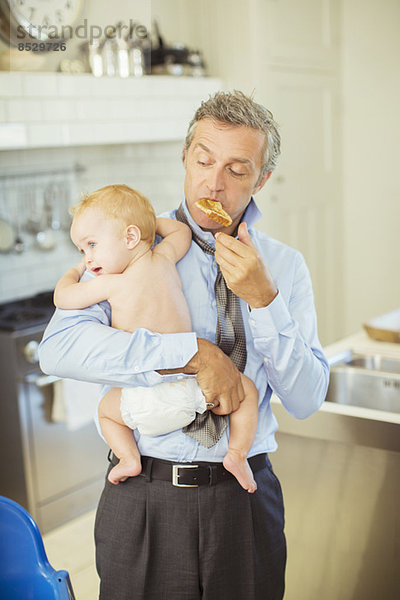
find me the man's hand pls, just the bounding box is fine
[184,338,244,414]
[214,222,278,308]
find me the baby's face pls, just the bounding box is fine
[71,208,131,275]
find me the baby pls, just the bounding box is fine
[54,184,259,492]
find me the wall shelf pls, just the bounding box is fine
[0,73,221,150]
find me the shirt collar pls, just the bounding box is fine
[180,196,263,244]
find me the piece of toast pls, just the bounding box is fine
[195,199,232,227]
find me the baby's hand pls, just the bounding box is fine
[74,258,87,278]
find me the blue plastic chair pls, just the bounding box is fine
[0,496,75,599]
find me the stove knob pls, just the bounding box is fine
[23,340,39,364]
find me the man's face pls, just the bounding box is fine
[183,118,270,235]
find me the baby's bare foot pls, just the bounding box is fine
[223,449,257,493]
[108,457,142,485]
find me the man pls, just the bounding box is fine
[39,91,329,599]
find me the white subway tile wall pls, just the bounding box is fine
[0,72,222,302]
[0,73,221,150]
[0,141,185,303]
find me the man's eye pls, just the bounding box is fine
[198,160,208,166]
[230,169,245,177]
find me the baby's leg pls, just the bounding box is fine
[223,374,259,493]
[98,388,142,484]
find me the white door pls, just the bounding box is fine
[255,70,343,345]
[254,0,339,70]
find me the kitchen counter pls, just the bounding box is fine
[270,329,400,599]
[271,329,400,456]
[323,328,400,361]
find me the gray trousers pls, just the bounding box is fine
[95,455,286,599]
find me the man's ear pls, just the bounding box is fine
[253,171,272,194]
[126,225,141,249]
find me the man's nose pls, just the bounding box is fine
[206,166,225,196]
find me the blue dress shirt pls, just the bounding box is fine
[39,198,329,463]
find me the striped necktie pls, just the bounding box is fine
[175,203,247,448]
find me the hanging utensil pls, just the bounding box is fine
[35,184,56,251]
[0,183,16,253]
[0,218,16,253]
[12,186,25,253]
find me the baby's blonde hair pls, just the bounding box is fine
[71,184,156,245]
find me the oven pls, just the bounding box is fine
[0,292,107,533]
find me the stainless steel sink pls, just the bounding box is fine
[325,368,400,413]
[326,350,400,413]
[329,349,400,373]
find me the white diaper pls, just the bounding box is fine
[120,377,207,436]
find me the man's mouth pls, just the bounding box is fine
[195,198,232,227]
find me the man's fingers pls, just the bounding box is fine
[215,233,259,275]
[211,394,233,415]
[215,258,242,281]
[214,244,242,270]
[206,399,219,410]
[215,232,251,258]
[237,221,256,249]
[190,338,244,415]
[211,378,244,415]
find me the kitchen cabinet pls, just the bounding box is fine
[271,331,400,599]
[272,426,400,600]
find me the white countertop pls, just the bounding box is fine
[271,329,400,426]
[324,329,400,361]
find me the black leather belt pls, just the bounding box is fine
[108,452,267,487]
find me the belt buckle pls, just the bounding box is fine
[172,464,199,487]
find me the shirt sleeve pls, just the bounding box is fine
[248,251,329,419]
[38,300,198,388]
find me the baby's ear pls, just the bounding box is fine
[126,225,141,249]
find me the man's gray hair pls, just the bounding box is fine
[184,90,281,176]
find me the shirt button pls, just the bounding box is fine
[212,300,217,307]
[133,366,139,372]
[177,375,184,380]
[250,319,256,326]
[264,358,269,365]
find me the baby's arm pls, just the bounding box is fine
[54,260,113,309]
[154,218,192,263]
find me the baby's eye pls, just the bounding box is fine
[88,242,96,248]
